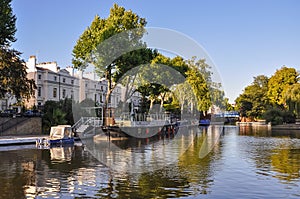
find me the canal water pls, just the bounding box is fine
[0,125,300,199]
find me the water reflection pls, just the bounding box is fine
[83,125,207,174]
[238,126,300,184]
[0,126,299,198]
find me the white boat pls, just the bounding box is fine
[36,125,74,146]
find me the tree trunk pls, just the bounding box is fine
[103,65,113,126]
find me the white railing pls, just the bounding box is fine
[72,117,103,132]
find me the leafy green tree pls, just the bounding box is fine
[0,0,16,46]
[42,99,74,133]
[186,64,210,114]
[0,0,36,100]
[263,107,295,125]
[268,67,299,106]
[72,4,152,125]
[283,83,300,118]
[149,54,188,110]
[235,75,269,119]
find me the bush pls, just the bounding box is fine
[263,108,295,125]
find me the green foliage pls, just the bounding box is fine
[72,4,152,125]
[267,67,299,106]
[0,0,16,46]
[73,4,224,120]
[235,75,270,118]
[283,83,300,118]
[0,0,36,100]
[224,98,234,111]
[186,65,210,112]
[42,99,74,133]
[263,108,295,125]
[0,49,36,99]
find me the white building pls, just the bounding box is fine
[26,56,79,108]
[25,56,124,112]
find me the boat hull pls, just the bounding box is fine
[48,138,75,145]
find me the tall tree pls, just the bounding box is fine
[72,4,152,125]
[235,75,269,118]
[284,83,300,118]
[267,67,299,106]
[0,0,36,100]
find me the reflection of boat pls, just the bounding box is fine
[36,125,74,146]
[50,146,74,162]
[199,119,210,126]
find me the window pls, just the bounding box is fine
[100,94,103,103]
[54,76,57,81]
[53,88,57,98]
[38,87,41,97]
[63,78,66,83]
[71,90,74,99]
[62,89,66,98]
[71,80,74,84]
[38,74,41,80]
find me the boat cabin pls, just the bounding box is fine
[49,125,73,140]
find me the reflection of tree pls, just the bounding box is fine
[271,147,300,182]
[178,131,221,195]
[242,127,300,183]
[94,168,191,199]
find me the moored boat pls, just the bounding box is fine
[36,125,74,146]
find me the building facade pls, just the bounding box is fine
[26,56,80,108]
[25,56,124,112]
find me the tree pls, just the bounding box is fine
[0,0,36,100]
[283,83,300,118]
[0,0,16,46]
[186,64,211,114]
[235,75,269,119]
[267,67,299,106]
[72,4,152,125]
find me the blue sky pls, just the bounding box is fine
[11,0,300,103]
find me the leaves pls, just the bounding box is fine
[0,48,36,100]
[0,0,36,100]
[268,67,299,106]
[235,75,270,118]
[0,0,16,47]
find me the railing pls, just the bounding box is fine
[72,117,103,132]
[116,113,170,122]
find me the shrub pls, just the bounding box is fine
[263,108,295,125]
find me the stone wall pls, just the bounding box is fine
[0,117,42,136]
